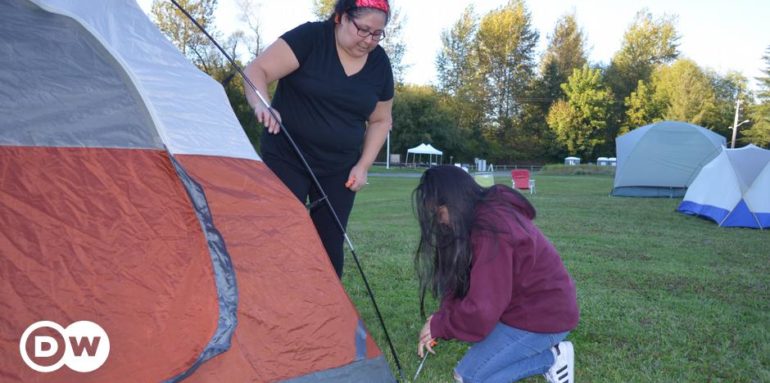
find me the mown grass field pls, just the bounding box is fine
[340,172,769,382]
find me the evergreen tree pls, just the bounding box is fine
[744,46,770,147]
[547,65,613,160]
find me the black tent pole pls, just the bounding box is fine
[168,2,405,381]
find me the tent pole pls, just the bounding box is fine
[170,2,405,381]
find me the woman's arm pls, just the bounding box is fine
[243,38,299,134]
[346,98,393,191]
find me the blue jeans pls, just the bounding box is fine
[454,323,568,383]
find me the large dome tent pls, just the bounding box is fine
[611,121,726,197]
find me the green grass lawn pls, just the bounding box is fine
[341,173,770,382]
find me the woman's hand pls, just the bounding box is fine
[254,103,282,134]
[345,164,368,192]
[417,315,436,358]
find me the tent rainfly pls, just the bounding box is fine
[612,121,726,197]
[405,143,443,166]
[678,144,770,229]
[0,1,394,382]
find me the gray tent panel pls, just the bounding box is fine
[611,186,688,198]
[281,356,395,383]
[0,0,162,149]
[612,121,725,197]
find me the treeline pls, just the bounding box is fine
[151,0,770,164]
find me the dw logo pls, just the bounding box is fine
[19,321,110,373]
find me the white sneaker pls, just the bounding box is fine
[544,341,574,383]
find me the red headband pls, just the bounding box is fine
[355,0,389,13]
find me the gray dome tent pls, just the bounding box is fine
[612,121,726,197]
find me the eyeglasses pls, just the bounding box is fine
[349,18,386,41]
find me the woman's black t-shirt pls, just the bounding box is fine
[261,21,394,176]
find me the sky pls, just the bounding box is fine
[137,0,770,91]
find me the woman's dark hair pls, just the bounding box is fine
[412,165,484,318]
[328,0,391,24]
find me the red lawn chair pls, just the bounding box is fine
[511,169,535,194]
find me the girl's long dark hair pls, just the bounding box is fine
[413,166,537,318]
[412,166,485,318]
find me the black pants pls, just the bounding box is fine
[263,155,355,278]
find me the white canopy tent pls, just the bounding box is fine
[405,143,443,167]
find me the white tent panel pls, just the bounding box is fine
[682,151,742,212]
[745,161,770,213]
[32,0,259,161]
[678,145,770,229]
[407,143,442,155]
[423,144,443,155]
[405,143,443,166]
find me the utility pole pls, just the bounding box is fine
[731,99,742,148]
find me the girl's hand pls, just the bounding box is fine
[417,315,436,358]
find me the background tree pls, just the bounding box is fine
[379,7,408,85]
[235,0,264,58]
[311,0,334,17]
[475,0,538,123]
[151,0,219,73]
[539,13,588,104]
[624,64,748,142]
[744,46,770,147]
[391,85,467,162]
[705,70,751,139]
[605,9,679,150]
[624,79,662,132]
[651,58,716,126]
[607,9,680,98]
[436,6,478,97]
[547,65,613,159]
[526,12,589,162]
[435,6,488,159]
[151,0,267,148]
[474,0,539,163]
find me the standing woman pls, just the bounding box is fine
[413,166,579,383]
[244,0,393,278]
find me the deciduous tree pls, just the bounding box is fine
[391,85,467,161]
[435,6,487,158]
[605,8,679,149]
[624,80,662,133]
[706,71,750,140]
[547,65,613,159]
[475,0,538,121]
[652,58,716,126]
[151,0,219,73]
[539,13,587,104]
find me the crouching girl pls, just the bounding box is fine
[413,165,579,383]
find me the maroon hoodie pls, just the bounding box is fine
[430,186,579,342]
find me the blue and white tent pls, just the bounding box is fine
[677,145,770,229]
